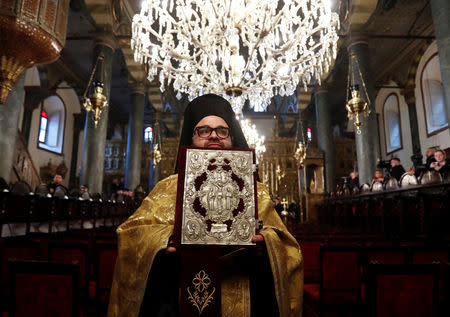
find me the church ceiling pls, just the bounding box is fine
[364,0,434,87]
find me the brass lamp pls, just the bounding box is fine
[345,53,371,134]
[346,84,370,134]
[294,142,307,167]
[82,54,108,127]
[151,143,162,168]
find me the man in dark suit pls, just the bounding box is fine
[388,158,406,181]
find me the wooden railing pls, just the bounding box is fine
[317,182,450,238]
[0,191,139,237]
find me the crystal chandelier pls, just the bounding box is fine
[132,0,339,113]
[237,117,266,162]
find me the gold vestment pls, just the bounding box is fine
[107,174,303,317]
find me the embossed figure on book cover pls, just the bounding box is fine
[177,148,258,246]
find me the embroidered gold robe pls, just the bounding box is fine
[107,174,303,317]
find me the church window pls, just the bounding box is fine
[421,54,448,135]
[144,127,153,142]
[37,95,65,154]
[383,93,402,154]
[38,110,48,143]
[306,128,312,142]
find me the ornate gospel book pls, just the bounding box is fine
[174,147,259,316]
[173,146,259,246]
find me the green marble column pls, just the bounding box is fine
[125,85,145,192]
[314,87,335,192]
[0,74,25,183]
[430,0,450,124]
[403,87,423,166]
[348,38,381,184]
[69,113,84,188]
[80,37,115,194]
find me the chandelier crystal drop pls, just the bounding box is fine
[132,0,339,114]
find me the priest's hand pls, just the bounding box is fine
[251,234,264,243]
[166,246,177,253]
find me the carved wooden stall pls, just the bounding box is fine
[297,146,325,222]
[259,137,299,203]
[12,132,41,190]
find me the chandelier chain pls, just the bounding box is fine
[83,54,104,99]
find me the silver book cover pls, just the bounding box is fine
[181,148,257,245]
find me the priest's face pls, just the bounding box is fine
[192,115,232,149]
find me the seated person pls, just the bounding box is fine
[35,183,50,196]
[425,147,437,170]
[107,94,303,317]
[388,158,406,181]
[348,171,359,191]
[372,169,384,183]
[48,174,68,197]
[79,184,90,200]
[109,177,122,199]
[134,185,146,202]
[288,199,300,223]
[430,149,449,177]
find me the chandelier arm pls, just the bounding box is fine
[247,29,332,90]
[236,2,270,87]
[267,24,328,56]
[173,3,223,84]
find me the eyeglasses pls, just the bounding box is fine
[194,125,230,139]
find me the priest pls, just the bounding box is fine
[107,94,303,317]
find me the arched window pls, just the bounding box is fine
[383,93,402,154]
[144,127,153,142]
[421,54,448,135]
[38,95,65,154]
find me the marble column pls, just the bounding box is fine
[125,84,145,192]
[430,0,450,124]
[149,154,161,192]
[69,113,85,188]
[79,35,116,194]
[149,121,162,191]
[403,86,423,167]
[0,74,25,183]
[348,38,381,184]
[314,87,335,192]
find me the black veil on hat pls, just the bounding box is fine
[174,94,249,173]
